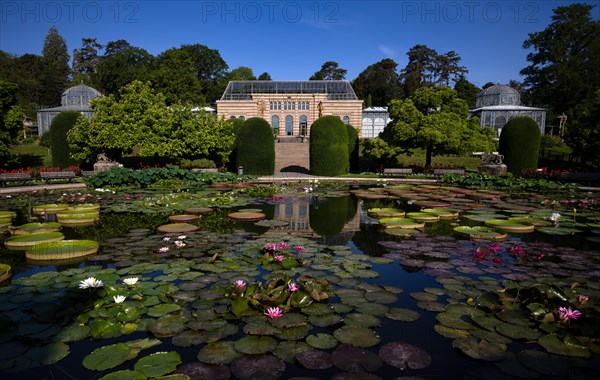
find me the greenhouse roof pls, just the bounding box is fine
[220,81,359,101]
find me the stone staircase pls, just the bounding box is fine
[275,137,310,173]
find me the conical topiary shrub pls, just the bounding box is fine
[498,116,541,176]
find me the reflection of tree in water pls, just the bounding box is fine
[309,196,357,237]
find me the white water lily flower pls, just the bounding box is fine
[550,212,561,223]
[123,277,139,286]
[177,235,187,240]
[113,295,126,304]
[79,277,104,289]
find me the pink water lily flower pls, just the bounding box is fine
[493,256,503,265]
[487,244,501,253]
[264,243,277,251]
[276,242,290,250]
[557,307,582,321]
[294,246,305,253]
[473,249,485,259]
[274,255,285,262]
[510,245,526,255]
[265,307,283,319]
[288,283,298,292]
[159,247,170,252]
[576,294,589,305]
[234,280,247,289]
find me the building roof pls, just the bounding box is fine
[471,104,546,112]
[37,105,95,112]
[220,80,359,101]
[61,84,102,107]
[363,107,388,113]
[475,84,521,108]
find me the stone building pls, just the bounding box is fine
[470,84,546,138]
[36,84,102,136]
[216,81,363,137]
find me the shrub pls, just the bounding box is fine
[540,135,567,149]
[49,111,81,167]
[310,116,349,176]
[346,124,359,173]
[499,117,541,176]
[179,158,216,169]
[236,117,275,175]
[226,118,246,172]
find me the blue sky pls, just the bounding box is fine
[1,1,598,88]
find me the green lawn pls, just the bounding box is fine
[9,142,52,166]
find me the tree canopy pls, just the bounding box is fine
[67,81,235,164]
[0,80,22,159]
[309,61,347,80]
[352,58,402,107]
[41,26,70,106]
[381,86,495,167]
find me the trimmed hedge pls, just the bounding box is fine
[346,124,359,173]
[310,116,349,176]
[498,117,541,176]
[236,117,275,175]
[49,111,81,167]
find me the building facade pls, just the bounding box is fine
[470,84,546,138]
[361,107,390,138]
[216,81,363,137]
[37,84,102,136]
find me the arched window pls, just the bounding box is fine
[285,115,294,136]
[299,115,307,136]
[343,116,350,125]
[271,115,280,136]
[239,116,245,121]
[229,116,236,119]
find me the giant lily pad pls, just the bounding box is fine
[367,208,405,218]
[378,342,431,370]
[0,263,11,282]
[379,218,425,229]
[11,222,62,235]
[453,226,507,240]
[168,214,199,222]
[32,204,69,213]
[421,208,459,219]
[485,219,535,233]
[406,212,440,222]
[26,240,99,261]
[333,326,380,348]
[156,223,201,233]
[134,351,181,377]
[4,231,64,250]
[536,227,583,235]
[228,211,266,222]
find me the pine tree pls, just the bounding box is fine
[41,26,70,106]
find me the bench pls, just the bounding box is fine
[81,171,96,177]
[40,171,76,183]
[433,169,465,175]
[383,168,413,176]
[0,173,33,187]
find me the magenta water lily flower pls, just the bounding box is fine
[276,242,290,250]
[576,294,589,305]
[557,307,582,321]
[294,246,305,253]
[265,307,283,319]
[274,255,285,262]
[493,256,503,265]
[473,249,485,259]
[487,244,501,253]
[510,245,525,255]
[288,283,298,292]
[234,280,247,289]
[264,243,277,251]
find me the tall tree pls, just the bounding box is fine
[104,39,131,57]
[41,26,70,106]
[0,52,45,116]
[180,44,228,104]
[434,51,467,87]
[152,48,203,105]
[96,46,153,95]
[352,58,401,106]
[72,38,102,78]
[382,86,495,167]
[454,76,481,109]
[0,80,20,159]
[225,66,256,81]
[258,72,272,81]
[309,61,347,80]
[400,44,437,96]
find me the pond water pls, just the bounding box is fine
[0,185,600,380]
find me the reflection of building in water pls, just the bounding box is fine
[266,197,360,238]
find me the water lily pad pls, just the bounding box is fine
[254,219,289,227]
[306,333,338,349]
[485,219,535,233]
[26,240,99,260]
[98,370,146,380]
[0,263,11,282]
[234,335,277,354]
[83,342,132,371]
[343,313,381,327]
[147,303,182,317]
[434,324,471,339]
[156,223,201,233]
[365,290,397,304]
[134,351,181,378]
[275,325,310,341]
[379,218,425,229]
[384,228,420,237]
[4,231,64,250]
[273,341,311,363]
[453,226,507,240]
[331,344,383,372]
[228,211,266,221]
[11,222,62,235]
[378,341,431,370]
[385,307,421,322]
[367,208,405,218]
[406,212,440,222]
[536,226,583,235]
[452,336,506,362]
[32,204,69,213]
[147,315,188,337]
[308,313,343,327]
[333,326,380,348]
[538,334,591,358]
[495,322,541,341]
[516,349,586,376]
[174,362,230,380]
[296,349,333,370]
[230,355,285,380]
[0,210,16,219]
[168,214,200,222]
[184,207,213,214]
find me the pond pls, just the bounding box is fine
[0,183,599,380]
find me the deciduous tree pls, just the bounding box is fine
[309,61,347,80]
[352,59,402,107]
